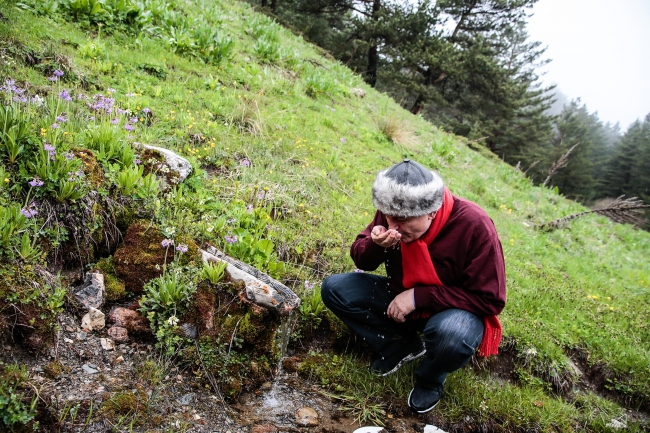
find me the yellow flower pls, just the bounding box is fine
[4,178,9,183]
[269,170,273,174]
[609,307,614,311]
[607,297,611,300]
[298,204,304,207]
[586,295,592,299]
[364,211,368,216]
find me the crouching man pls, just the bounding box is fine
[322,159,506,413]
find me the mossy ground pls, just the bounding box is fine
[0,0,648,431]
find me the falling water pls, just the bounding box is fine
[276,312,293,373]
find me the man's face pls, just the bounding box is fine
[385,212,436,243]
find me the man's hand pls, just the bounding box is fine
[371,225,401,248]
[387,289,416,323]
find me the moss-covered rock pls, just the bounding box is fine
[113,221,166,294]
[93,257,126,301]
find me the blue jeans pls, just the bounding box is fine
[321,272,484,388]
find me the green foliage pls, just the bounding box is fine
[0,364,37,430]
[201,260,228,285]
[115,164,144,195]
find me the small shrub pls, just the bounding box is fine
[377,115,419,149]
[0,364,37,430]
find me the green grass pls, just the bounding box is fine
[0,0,649,431]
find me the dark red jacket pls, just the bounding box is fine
[350,196,506,317]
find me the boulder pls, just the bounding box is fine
[74,272,105,309]
[108,307,150,334]
[142,144,192,182]
[350,88,366,98]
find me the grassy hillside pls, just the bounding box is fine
[0,0,648,431]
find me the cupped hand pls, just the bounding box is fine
[371,225,401,247]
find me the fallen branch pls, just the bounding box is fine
[539,196,650,231]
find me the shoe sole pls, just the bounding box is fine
[377,347,426,377]
[407,388,440,413]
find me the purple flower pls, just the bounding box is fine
[124,124,134,131]
[29,178,44,187]
[21,207,37,218]
[224,235,238,244]
[51,123,59,129]
[258,191,265,200]
[44,143,55,152]
[117,108,127,115]
[304,280,316,291]
[241,159,250,167]
[142,108,151,114]
[246,204,253,213]
[175,244,188,253]
[48,76,58,82]
[64,152,74,160]
[161,239,174,248]
[129,117,138,124]
[340,137,346,143]
[354,269,364,273]
[54,70,64,77]
[55,115,67,123]
[111,118,120,125]
[134,157,142,165]
[59,89,72,102]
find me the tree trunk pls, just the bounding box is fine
[271,0,277,12]
[365,0,382,87]
[261,0,267,8]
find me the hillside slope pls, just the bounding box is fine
[0,0,648,431]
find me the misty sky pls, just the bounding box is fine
[526,0,650,129]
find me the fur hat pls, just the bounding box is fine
[372,159,444,217]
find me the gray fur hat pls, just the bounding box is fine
[372,159,445,217]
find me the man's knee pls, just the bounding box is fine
[423,310,484,358]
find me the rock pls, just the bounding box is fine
[424,425,449,433]
[113,222,166,293]
[76,331,87,341]
[350,87,366,98]
[107,326,129,343]
[74,272,105,309]
[115,356,124,363]
[82,364,98,374]
[108,308,149,334]
[81,307,105,331]
[142,144,192,183]
[252,425,277,433]
[353,428,385,433]
[296,407,318,427]
[606,419,627,429]
[64,338,73,344]
[100,338,115,351]
[178,393,195,405]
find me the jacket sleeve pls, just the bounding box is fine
[412,233,506,317]
[350,211,388,271]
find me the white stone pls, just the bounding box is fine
[353,428,385,433]
[424,425,448,433]
[143,144,192,182]
[605,419,627,429]
[81,307,105,331]
[100,338,115,351]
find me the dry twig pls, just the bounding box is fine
[542,143,579,188]
[539,196,650,231]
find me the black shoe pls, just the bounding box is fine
[408,384,442,413]
[370,338,425,376]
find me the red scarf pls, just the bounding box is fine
[401,187,502,357]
